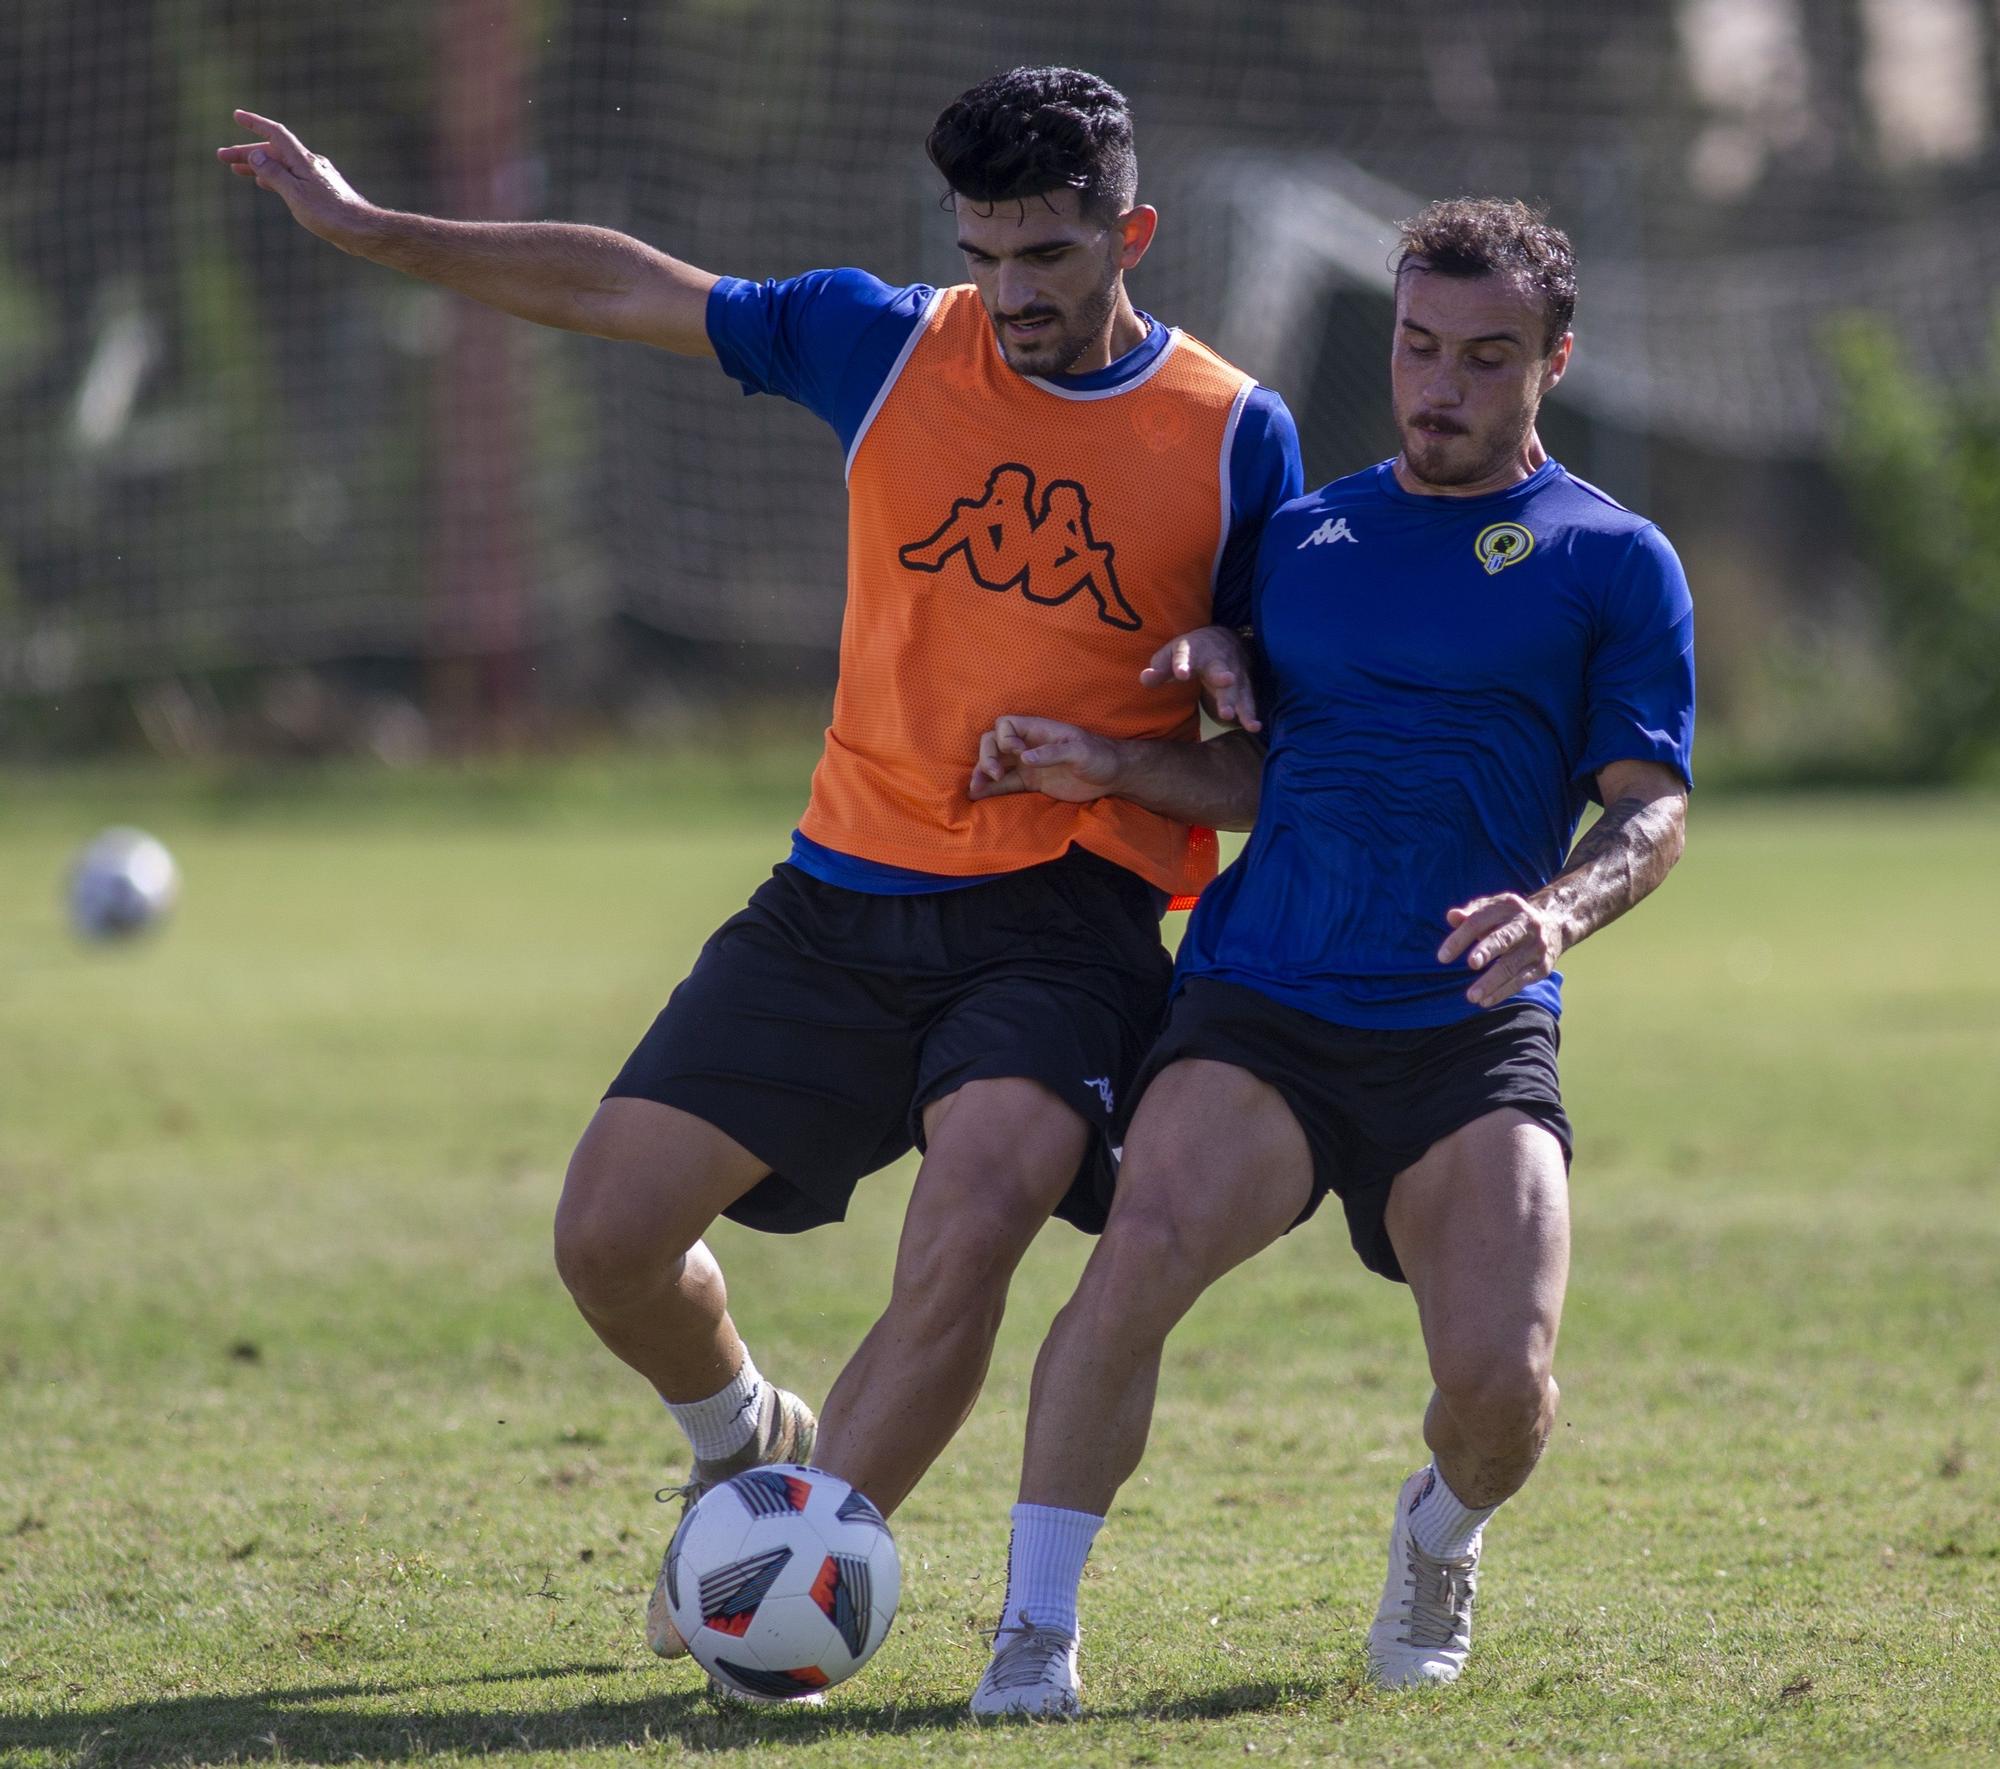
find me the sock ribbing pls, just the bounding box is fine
[664,1352,765,1463]
[998,1502,1103,1640]
[1406,1463,1497,1559]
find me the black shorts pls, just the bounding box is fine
[605,849,1171,1235]
[1128,977,1573,1283]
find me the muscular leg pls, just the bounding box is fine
[812,1077,1088,1516]
[552,1097,772,1402]
[1019,1060,1314,1516]
[1384,1108,1571,1508]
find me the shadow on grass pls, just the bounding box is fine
[0,1662,984,1765]
[1144,1679,1304,1720]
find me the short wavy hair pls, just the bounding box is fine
[1396,198,1577,353]
[926,67,1137,222]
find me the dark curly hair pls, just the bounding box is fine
[1396,198,1577,353]
[926,67,1137,222]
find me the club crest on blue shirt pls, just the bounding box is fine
[1474,522,1535,575]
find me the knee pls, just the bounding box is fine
[887,1114,1083,1324]
[552,1139,697,1313]
[888,1204,1024,1332]
[1100,1194,1199,1282]
[1080,1181,1215,1328]
[551,1193,655,1314]
[1431,1344,1558,1441]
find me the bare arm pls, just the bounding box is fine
[1438,758,1689,1008]
[969,716,1264,831]
[217,111,717,354]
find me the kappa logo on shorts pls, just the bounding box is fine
[898,463,1142,630]
[1083,1076,1116,1114]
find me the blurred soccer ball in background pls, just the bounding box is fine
[67,828,180,941]
[665,1463,900,1701]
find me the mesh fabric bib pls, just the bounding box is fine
[798,285,1254,899]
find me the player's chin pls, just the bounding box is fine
[999,343,1058,375]
[997,328,1071,373]
[1404,432,1482,484]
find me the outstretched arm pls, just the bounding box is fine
[1438,758,1689,1008]
[217,111,718,354]
[969,715,1264,831]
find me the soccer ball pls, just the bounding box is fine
[665,1464,900,1700]
[67,828,180,941]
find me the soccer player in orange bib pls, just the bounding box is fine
[221,66,1301,1685]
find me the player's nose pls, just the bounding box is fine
[994,264,1042,315]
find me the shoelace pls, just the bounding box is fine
[650,1391,813,1518]
[652,1420,775,1510]
[981,1611,1076,1692]
[1399,1542,1477,1649]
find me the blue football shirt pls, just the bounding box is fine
[1176,457,1696,1029]
[705,269,1304,893]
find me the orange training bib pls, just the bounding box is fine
[798,285,1256,899]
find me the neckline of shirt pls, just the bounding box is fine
[1370,456,1564,509]
[983,308,1175,399]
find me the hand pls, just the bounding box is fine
[969,715,1126,804]
[1437,893,1564,1008]
[217,110,372,245]
[1138,626,1260,732]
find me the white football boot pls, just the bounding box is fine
[970,1611,1082,1720]
[644,1384,818,1661]
[1365,1467,1481,1687]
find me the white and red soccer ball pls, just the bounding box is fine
[665,1464,900,1700]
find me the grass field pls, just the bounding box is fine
[2,761,1997,1767]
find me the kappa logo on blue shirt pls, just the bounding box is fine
[1297,516,1358,548]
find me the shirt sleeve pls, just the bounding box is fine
[1243,504,1297,733]
[704,269,934,454]
[1576,524,1697,795]
[1212,387,1305,630]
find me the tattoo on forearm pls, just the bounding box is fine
[1542,792,1686,945]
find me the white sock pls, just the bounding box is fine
[664,1352,765,1463]
[1406,1463,1497,1560]
[998,1502,1103,1641]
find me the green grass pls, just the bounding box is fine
[2,765,1996,1766]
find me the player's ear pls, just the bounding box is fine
[1540,330,1573,397]
[1116,205,1158,271]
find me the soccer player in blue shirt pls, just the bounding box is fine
[963,199,1694,1716]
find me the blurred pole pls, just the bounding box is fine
[1982,1,2000,146]
[432,0,529,746]
[1580,138,1651,514]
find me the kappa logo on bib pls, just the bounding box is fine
[898,462,1142,630]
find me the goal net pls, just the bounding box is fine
[3,0,1995,717]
